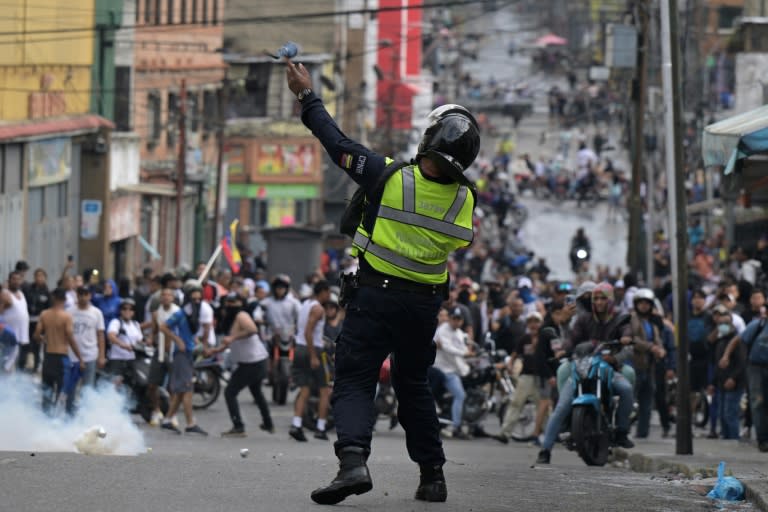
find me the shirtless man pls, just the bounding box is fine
[34,288,85,415]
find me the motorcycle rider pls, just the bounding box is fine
[536,282,635,464]
[628,289,666,439]
[569,228,591,274]
[261,274,300,400]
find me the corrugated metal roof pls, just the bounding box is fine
[705,105,768,136]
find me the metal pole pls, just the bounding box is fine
[175,79,187,268]
[661,0,692,455]
[627,0,648,279]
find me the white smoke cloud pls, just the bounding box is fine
[0,374,146,456]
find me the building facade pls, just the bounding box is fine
[131,0,227,271]
[0,0,116,283]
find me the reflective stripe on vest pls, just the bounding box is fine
[353,231,447,275]
[352,164,473,283]
[377,205,473,242]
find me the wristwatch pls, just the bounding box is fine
[297,88,313,102]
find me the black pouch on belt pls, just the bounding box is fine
[338,272,359,308]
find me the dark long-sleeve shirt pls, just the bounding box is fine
[300,92,387,197]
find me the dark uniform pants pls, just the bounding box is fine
[332,285,445,466]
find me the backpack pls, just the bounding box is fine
[746,318,768,365]
[340,160,409,237]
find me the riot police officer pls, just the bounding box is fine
[286,59,480,505]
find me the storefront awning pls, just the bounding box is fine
[118,183,197,197]
[702,105,768,174]
[0,115,113,143]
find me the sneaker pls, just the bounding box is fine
[221,427,247,438]
[536,449,551,464]
[185,425,209,436]
[314,430,329,441]
[758,442,768,453]
[149,411,164,427]
[259,423,275,434]
[706,431,719,439]
[289,426,308,442]
[452,429,471,440]
[615,432,635,449]
[161,422,182,434]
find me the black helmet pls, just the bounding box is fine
[271,273,291,289]
[417,104,480,187]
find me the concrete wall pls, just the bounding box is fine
[734,53,768,113]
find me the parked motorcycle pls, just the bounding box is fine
[432,337,512,435]
[101,342,169,422]
[192,353,223,410]
[566,340,629,466]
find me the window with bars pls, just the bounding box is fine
[192,0,198,23]
[147,92,162,147]
[167,92,178,148]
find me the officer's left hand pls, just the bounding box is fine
[285,59,313,96]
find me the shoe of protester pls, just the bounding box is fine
[221,427,247,438]
[185,425,209,436]
[161,422,182,434]
[289,426,308,442]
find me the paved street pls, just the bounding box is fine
[0,395,746,512]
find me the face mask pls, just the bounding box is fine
[717,323,731,336]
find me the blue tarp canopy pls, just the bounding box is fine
[702,105,768,174]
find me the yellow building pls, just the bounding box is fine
[0,0,94,120]
[0,0,121,288]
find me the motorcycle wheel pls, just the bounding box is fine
[192,367,221,410]
[272,361,290,405]
[693,392,710,429]
[571,406,609,466]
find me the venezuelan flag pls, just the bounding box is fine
[220,219,242,273]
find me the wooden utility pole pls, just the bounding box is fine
[175,79,187,268]
[627,0,648,280]
[661,0,692,455]
[213,78,228,252]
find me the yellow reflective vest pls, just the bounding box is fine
[352,163,474,285]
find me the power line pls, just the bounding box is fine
[0,0,497,37]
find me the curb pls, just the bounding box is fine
[612,448,768,511]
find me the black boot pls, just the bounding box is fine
[414,464,447,502]
[311,446,373,505]
[615,431,635,449]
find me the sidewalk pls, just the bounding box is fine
[614,436,768,510]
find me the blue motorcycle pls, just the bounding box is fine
[566,340,628,466]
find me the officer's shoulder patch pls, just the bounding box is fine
[340,153,354,169]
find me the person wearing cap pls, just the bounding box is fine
[105,298,143,386]
[494,312,544,444]
[716,291,747,334]
[434,307,472,440]
[286,60,480,504]
[323,293,344,344]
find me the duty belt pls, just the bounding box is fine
[357,271,447,297]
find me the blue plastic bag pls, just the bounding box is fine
[707,462,744,501]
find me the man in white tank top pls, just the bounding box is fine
[1,272,30,368]
[209,293,273,438]
[290,281,332,442]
